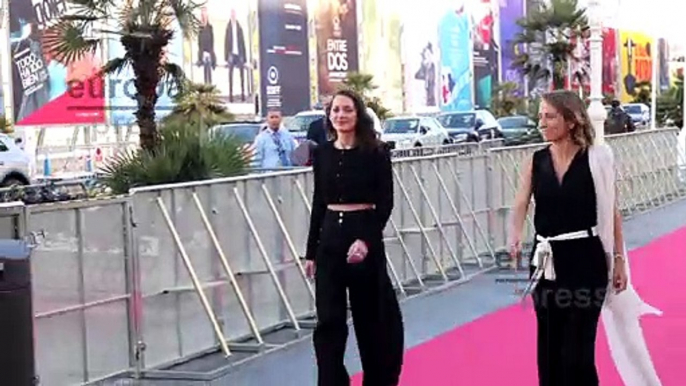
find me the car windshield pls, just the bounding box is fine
[498,116,528,129]
[437,113,475,128]
[384,119,419,134]
[213,124,262,143]
[287,114,324,132]
[623,105,642,114]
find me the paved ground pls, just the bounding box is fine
[107,199,686,386]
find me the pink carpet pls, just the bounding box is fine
[353,226,686,385]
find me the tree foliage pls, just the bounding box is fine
[99,120,249,194]
[512,0,588,90]
[45,0,202,151]
[490,82,527,117]
[340,72,393,119]
[162,82,234,129]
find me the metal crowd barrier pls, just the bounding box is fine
[5,128,683,385]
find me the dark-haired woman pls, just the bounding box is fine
[305,89,404,386]
[510,90,661,386]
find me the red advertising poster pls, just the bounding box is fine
[602,28,618,96]
[8,0,105,126]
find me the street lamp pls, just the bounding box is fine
[587,0,606,144]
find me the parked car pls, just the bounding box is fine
[381,116,451,149]
[437,110,503,142]
[0,134,31,187]
[210,121,265,168]
[286,108,384,141]
[496,115,543,145]
[436,112,480,143]
[284,110,324,143]
[622,103,650,127]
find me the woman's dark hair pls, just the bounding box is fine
[541,90,595,148]
[324,88,380,151]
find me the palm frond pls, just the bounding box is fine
[43,21,101,64]
[100,57,131,77]
[168,0,202,39]
[160,62,186,90]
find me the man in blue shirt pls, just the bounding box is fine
[253,108,296,169]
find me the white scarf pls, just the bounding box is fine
[588,144,663,386]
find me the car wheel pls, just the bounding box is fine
[414,142,422,147]
[442,138,451,145]
[1,177,28,188]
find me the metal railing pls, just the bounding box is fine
[5,128,683,385]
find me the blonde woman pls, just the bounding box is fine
[510,90,662,385]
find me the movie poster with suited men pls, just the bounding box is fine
[619,31,652,103]
[257,0,311,115]
[470,0,500,109]
[314,0,359,100]
[186,0,256,113]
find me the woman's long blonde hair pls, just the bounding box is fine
[541,90,595,148]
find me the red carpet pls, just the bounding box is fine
[353,227,686,385]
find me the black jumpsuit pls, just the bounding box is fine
[529,146,610,386]
[306,141,404,386]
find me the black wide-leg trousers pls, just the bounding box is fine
[313,209,404,386]
[530,237,609,386]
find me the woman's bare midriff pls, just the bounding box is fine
[327,203,375,211]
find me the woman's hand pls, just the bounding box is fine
[509,234,522,269]
[347,240,368,264]
[613,257,628,293]
[305,260,316,278]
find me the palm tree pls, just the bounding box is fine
[44,0,201,151]
[341,72,393,119]
[511,0,588,90]
[162,82,235,129]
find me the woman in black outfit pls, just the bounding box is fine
[305,89,404,386]
[510,90,628,386]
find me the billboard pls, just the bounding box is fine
[499,0,524,94]
[257,0,311,115]
[401,3,441,112]
[359,0,403,113]
[438,5,473,112]
[602,28,619,97]
[314,0,359,99]
[186,0,256,115]
[470,0,500,108]
[8,0,105,126]
[106,3,184,125]
[619,31,653,103]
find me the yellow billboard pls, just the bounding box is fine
[619,31,653,103]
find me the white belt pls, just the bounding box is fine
[522,226,598,297]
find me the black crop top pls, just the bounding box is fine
[305,141,394,260]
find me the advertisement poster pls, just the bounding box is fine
[619,31,653,103]
[187,0,256,115]
[470,0,499,108]
[602,28,618,97]
[8,0,105,126]
[438,5,473,112]
[400,3,441,112]
[258,0,311,115]
[106,3,184,125]
[359,0,403,113]
[315,0,359,99]
[499,0,524,94]
[569,33,590,94]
